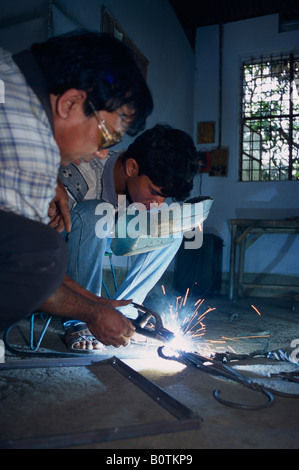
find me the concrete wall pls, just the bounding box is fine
[194,15,299,291]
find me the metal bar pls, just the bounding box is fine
[288,53,294,181]
[0,356,202,449]
[242,283,299,291]
[101,279,111,299]
[0,356,113,371]
[230,219,299,229]
[0,419,201,450]
[229,223,237,300]
[236,225,253,244]
[30,314,52,351]
[244,112,299,120]
[245,232,264,250]
[238,237,245,297]
[229,219,299,299]
[111,357,199,421]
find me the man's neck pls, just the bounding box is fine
[113,156,128,195]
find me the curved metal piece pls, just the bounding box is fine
[157,346,278,410]
[213,383,275,411]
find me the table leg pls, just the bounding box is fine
[229,224,237,300]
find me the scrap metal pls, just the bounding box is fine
[158,346,299,410]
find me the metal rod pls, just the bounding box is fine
[111,357,199,421]
[0,356,202,449]
[0,356,113,370]
[0,419,201,450]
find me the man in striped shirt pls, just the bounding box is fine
[0,30,153,348]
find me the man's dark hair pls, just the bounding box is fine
[31,29,153,136]
[123,124,199,201]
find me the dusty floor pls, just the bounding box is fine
[0,292,298,449]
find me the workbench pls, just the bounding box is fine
[229,218,299,300]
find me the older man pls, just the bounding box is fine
[58,124,199,351]
[0,30,153,347]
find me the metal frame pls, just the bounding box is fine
[0,356,201,449]
[4,313,54,356]
[229,218,299,300]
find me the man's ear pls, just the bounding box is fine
[54,89,87,119]
[125,158,139,178]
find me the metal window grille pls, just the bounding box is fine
[240,52,299,181]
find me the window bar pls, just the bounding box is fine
[289,53,294,180]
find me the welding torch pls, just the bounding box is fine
[128,302,175,343]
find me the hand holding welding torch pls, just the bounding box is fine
[129,303,175,343]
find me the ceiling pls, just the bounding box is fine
[169,0,299,48]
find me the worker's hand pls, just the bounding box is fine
[87,306,136,348]
[48,179,72,233]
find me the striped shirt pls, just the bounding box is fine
[0,49,60,224]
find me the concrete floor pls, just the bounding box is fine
[0,293,299,449]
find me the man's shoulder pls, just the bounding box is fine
[0,48,17,74]
[0,48,12,61]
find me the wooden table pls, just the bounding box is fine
[229,219,299,300]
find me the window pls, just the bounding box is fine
[240,53,299,181]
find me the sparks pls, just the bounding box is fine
[183,288,190,307]
[156,290,216,356]
[222,334,270,341]
[145,287,268,361]
[251,304,262,316]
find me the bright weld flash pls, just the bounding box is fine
[156,285,216,359]
[165,333,195,356]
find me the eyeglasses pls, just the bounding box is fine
[88,100,122,150]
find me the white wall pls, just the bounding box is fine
[51,0,195,139]
[0,0,49,52]
[51,0,195,269]
[194,15,299,280]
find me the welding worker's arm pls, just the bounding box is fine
[39,274,135,348]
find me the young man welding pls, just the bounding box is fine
[0,30,153,348]
[57,124,199,351]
